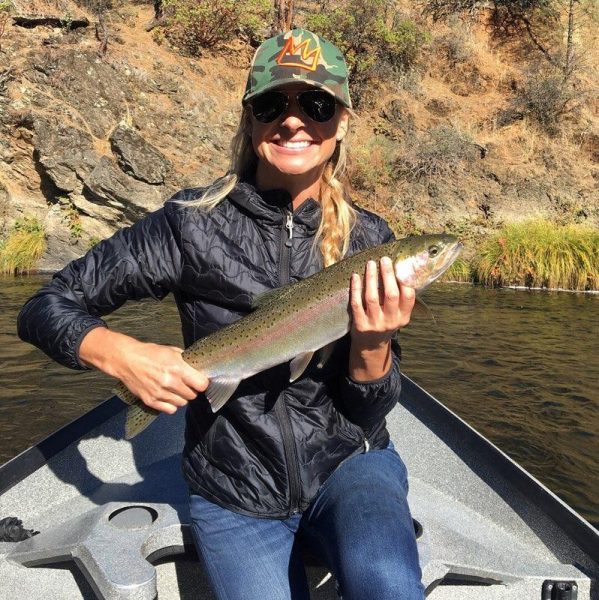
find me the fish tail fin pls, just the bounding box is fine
[113,383,160,440]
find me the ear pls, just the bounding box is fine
[336,112,349,142]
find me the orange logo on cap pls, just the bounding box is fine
[276,36,321,71]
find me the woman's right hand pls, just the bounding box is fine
[79,327,209,414]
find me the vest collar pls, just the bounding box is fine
[228,180,321,235]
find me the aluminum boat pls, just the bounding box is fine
[1,375,597,599]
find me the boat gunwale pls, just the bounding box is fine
[0,396,123,496]
[399,375,599,566]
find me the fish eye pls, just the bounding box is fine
[428,245,439,257]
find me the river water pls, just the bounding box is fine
[1,276,598,527]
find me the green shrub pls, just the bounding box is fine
[476,220,599,290]
[397,125,478,180]
[58,197,83,241]
[305,1,428,106]
[0,217,46,275]
[160,0,271,55]
[88,235,102,249]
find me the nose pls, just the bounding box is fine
[279,96,306,130]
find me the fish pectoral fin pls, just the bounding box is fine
[413,295,436,323]
[317,342,336,368]
[207,378,241,413]
[289,351,314,382]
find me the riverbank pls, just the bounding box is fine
[439,220,599,292]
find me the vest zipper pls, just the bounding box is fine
[285,212,294,247]
[276,209,302,515]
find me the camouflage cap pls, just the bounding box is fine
[243,28,352,109]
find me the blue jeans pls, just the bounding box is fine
[189,443,424,600]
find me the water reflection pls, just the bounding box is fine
[1,277,598,526]
[401,284,599,527]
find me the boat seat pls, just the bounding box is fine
[8,502,189,599]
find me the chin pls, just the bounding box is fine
[272,160,319,177]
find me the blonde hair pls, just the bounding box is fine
[182,107,356,267]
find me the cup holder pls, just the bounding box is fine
[108,506,158,530]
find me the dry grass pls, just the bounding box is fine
[440,257,474,283]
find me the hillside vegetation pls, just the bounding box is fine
[0,0,597,287]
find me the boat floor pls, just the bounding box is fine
[1,376,597,599]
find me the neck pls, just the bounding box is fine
[255,164,323,211]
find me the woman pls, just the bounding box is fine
[18,29,424,600]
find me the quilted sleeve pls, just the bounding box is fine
[17,204,183,370]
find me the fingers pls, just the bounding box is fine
[398,281,416,319]
[380,256,400,319]
[364,260,382,314]
[180,362,210,395]
[122,343,209,415]
[350,257,416,334]
[142,393,189,414]
[350,271,367,323]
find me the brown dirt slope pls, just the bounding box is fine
[0,0,597,269]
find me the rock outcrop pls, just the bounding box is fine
[0,12,238,269]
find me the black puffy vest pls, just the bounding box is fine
[18,182,402,518]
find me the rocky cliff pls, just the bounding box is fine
[1,1,246,269]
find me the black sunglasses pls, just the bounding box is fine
[249,90,337,124]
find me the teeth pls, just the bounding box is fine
[279,140,311,148]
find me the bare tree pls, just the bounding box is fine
[273,0,293,34]
[564,0,576,80]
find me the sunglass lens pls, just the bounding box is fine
[298,91,336,122]
[251,91,288,123]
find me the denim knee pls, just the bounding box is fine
[336,555,424,600]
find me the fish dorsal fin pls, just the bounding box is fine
[289,351,314,382]
[207,378,241,413]
[251,287,288,309]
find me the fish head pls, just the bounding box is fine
[392,234,462,291]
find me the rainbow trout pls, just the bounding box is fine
[117,234,462,438]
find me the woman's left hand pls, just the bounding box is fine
[348,256,416,381]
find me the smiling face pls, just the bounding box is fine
[250,84,349,191]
